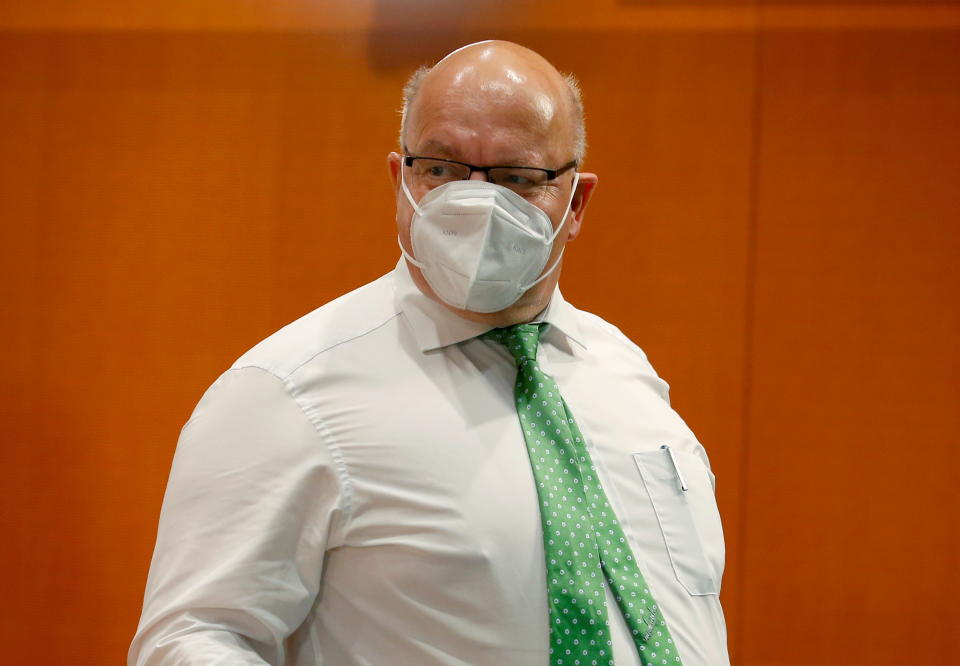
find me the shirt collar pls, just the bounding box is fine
[392,257,587,353]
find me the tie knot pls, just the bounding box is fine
[482,323,542,365]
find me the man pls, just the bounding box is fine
[130,41,729,665]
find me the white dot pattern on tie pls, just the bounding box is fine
[483,324,682,666]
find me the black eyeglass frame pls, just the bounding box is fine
[402,154,578,182]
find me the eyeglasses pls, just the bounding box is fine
[403,154,577,197]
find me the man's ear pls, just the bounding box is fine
[387,152,402,195]
[565,172,598,242]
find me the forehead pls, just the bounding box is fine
[407,80,571,167]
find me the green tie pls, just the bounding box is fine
[483,324,682,666]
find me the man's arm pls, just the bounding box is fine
[129,366,348,665]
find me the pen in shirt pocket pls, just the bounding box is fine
[661,444,688,492]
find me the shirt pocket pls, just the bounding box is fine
[632,447,725,596]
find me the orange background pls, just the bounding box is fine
[1,1,958,664]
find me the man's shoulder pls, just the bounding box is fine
[231,271,400,380]
[563,302,671,401]
[566,303,652,363]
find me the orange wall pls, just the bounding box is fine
[1,2,958,664]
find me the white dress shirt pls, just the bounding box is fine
[129,259,729,666]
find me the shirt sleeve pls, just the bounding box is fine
[129,366,349,665]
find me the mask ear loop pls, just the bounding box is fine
[400,163,420,212]
[525,172,580,289]
[397,164,427,269]
[546,172,580,244]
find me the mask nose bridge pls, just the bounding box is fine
[401,163,494,212]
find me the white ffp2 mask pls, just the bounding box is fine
[398,171,579,313]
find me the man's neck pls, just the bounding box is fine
[405,257,558,328]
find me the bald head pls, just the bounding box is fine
[400,41,586,164]
[388,41,599,327]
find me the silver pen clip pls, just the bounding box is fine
[661,444,688,492]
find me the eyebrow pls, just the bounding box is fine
[414,140,457,159]
[411,139,537,167]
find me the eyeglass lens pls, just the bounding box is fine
[409,158,550,195]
